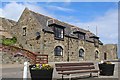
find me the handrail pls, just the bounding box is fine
[1,44,48,64]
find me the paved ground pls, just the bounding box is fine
[1,62,120,80]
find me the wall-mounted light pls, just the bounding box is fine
[35,32,40,40]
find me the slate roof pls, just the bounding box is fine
[0,17,16,26]
[28,9,103,45]
[0,17,16,38]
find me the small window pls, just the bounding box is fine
[23,27,26,36]
[78,34,85,40]
[54,46,63,56]
[54,27,64,40]
[79,49,84,58]
[95,50,99,59]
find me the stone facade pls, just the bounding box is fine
[1,8,118,63]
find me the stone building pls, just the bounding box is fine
[1,8,118,62]
[0,17,16,38]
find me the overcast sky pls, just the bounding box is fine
[0,2,118,44]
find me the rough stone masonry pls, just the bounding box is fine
[0,8,118,64]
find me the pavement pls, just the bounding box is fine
[1,62,120,80]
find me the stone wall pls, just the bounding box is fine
[11,8,43,53]
[38,31,117,62]
[2,51,30,64]
[103,44,117,60]
[1,8,118,64]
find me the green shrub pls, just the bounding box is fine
[2,37,17,45]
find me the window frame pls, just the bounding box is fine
[78,33,85,40]
[79,49,84,58]
[54,26,64,40]
[95,50,99,59]
[54,46,63,56]
[22,27,26,36]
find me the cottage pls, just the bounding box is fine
[1,8,118,63]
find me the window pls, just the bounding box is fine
[89,36,99,47]
[73,31,85,40]
[78,34,85,40]
[54,46,63,56]
[95,50,99,59]
[54,27,64,39]
[94,39,99,47]
[23,27,26,36]
[79,49,84,58]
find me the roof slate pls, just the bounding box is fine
[29,9,103,44]
[0,17,16,38]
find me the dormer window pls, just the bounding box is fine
[53,25,64,40]
[78,33,85,40]
[90,36,99,47]
[73,31,85,40]
[48,23,65,40]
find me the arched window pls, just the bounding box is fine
[95,50,99,59]
[54,46,63,56]
[79,49,84,58]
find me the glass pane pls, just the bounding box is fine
[78,34,85,40]
[55,46,63,56]
[95,51,99,59]
[54,27,64,39]
[79,49,84,57]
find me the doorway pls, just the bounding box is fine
[104,53,107,60]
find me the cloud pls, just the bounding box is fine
[1,2,54,21]
[51,8,118,44]
[68,9,118,44]
[1,2,118,44]
[1,2,74,21]
[46,5,74,12]
[23,3,54,17]
[1,2,25,21]
[0,8,3,17]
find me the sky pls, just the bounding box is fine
[0,2,119,58]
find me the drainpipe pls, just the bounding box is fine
[42,29,45,54]
[67,36,70,62]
